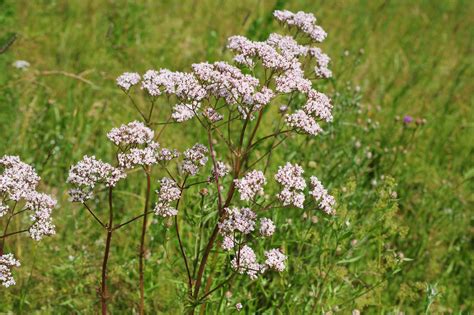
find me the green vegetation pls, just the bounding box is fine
[0,0,472,313]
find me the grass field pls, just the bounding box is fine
[0,0,473,313]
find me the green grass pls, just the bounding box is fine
[0,0,473,313]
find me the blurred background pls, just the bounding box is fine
[0,0,472,313]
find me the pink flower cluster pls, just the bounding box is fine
[1,156,56,288]
[108,121,178,168]
[182,143,208,175]
[67,155,126,202]
[230,246,287,279]
[210,161,230,181]
[1,156,56,241]
[154,177,181,217]
[25,192,57,241]
[116,72,141,91]
[0,253,20,288]
[107,121,154,146]
[141,69,206,101]
[309,176,336,215]
[275,163,306,208]
[0,155,40,201]
[218,207,282,279]
[234,170,266,201]
[273,10,327,42]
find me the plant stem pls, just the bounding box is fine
[100,188,114,315]
[138,171,151,315]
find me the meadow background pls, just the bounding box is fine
[0,0,473,313]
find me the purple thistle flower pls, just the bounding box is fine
[403,115,414,124]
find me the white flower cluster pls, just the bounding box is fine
[67,155,126,202]
[210,161,230,181]
[227,35,292,70]
[154,177,181,217]
[0,253,20,287]
[116,10,332,135]
[259,218,276,237]
[275,162,307,208]
[264,248,287,272]
[108,121,176,169]
[172,102,200,122]
[117,142,160,169]
[309,176,336,215]
[203,107,223,122]
[231,245,261,279]
[0,155,40,201]
[107,121,154,146]
[1,156,56,241]
[182,143,208,175]
[219,207,257,238]
[25,192,57,241]
[12,60,30,70]
[0,156,56,288]
[230,245,287,279]
[234,170,266,201]
[116,72,141,91]
[227,10,333,136]
[157,148,180,161]
[285,110,323,136]
[0,202,8,217]
[273,10,327,42]
[308,47,332,78]
[217,207,281,278]
[141,69,206,102]
[192,62,274,119]
[193,62,259,104]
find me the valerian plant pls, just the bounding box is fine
[67,9,348,314]
[0,156,56,288]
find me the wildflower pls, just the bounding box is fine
[275,162,307,208]
[286,110,322,136]
[231,245,261,279]
[236,303,243,311]
[403,115,414,124]
[234,170,266,201]
[219,207,257,236]
[227,36,291,70]
[266,33,308,60]
[273,10,327,42]
[210,161,230,180]
[141,69,206,101]
[0,155,40,201]
[203,107,223,122]
[107,121,154,146]
[259,218,275,237]
[0,254,20,287]
[154,177,181,217]
[117,142,160,169]
[67,155,126,202]
[116,72,141,91]
[0,202,8,217]
[25,192,56,241]
[275,63,311,93]
[303,90,333,122]
[157,148,180,161]
[221,235,235,251]
[264,248,287,272]
[309,176,335,215]
[12,60,30,70]
[182,143,208,175]
[192,61,260,105]
[308,47,332,78]
[172,102,200,122]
